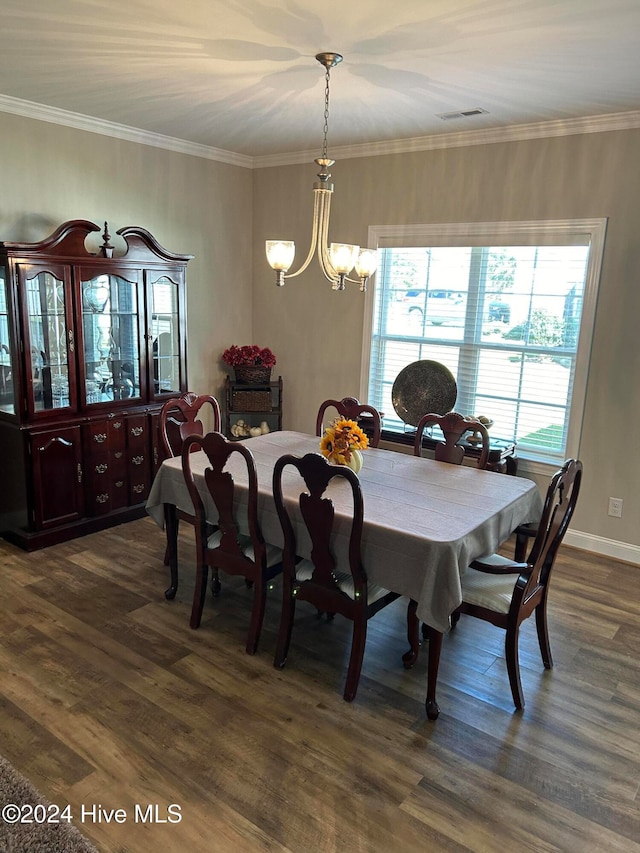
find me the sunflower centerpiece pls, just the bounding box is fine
[319,417,369,474]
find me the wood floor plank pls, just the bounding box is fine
[1,518,640,852]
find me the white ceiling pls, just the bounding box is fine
[1,0,639,162]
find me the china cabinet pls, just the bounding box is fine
[0,219,191,549]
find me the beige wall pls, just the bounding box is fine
[1,108,638,556]
[252,129,640,553]
[0,111,253,417]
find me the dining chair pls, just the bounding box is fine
[413,411,490,469]
[160,391,221,458]
[405,410,491,661]
[452,457,583,709]
[272,451,413,701]
[315,397,382,448]
[181,431,284,654]
[159,392,221,572]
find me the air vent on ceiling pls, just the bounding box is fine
[436,108,489,121]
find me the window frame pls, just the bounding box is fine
[360,219,607,472]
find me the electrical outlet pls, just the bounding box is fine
[608,497,623,518]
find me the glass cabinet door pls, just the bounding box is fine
[148,273,183,399]
[81,273,142,405]
[21,265,74,414]
[0,268,15,415]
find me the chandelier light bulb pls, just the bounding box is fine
[329,242,359,274]
[266,240,296,286]
[355,249,378,278]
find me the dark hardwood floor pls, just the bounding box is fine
[0,517,639,852]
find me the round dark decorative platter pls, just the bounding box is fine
[391,360,458,427]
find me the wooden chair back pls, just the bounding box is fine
[414,411,490,469]
[272,451,402,701]
[459,458,583,708]
[160,392,221,458]
[159,392,221,577]
[315,397,382,448]
[523,458,583,590]
[181,431,281,654]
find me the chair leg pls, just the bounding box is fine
[190,562,209,629]
[514,531,528,562]
[163,515,180,567]
[246,577,266,656]
[426,626,442,720]
[211,570,221,597]
[164,504,179,600]
[274,585,296,669]
[344,617,367,702]
[505,624,525,710]
[535,599,553,669]
[402,599,420,668]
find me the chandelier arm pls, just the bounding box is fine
[282,190,323,280]
[317,192,339,283]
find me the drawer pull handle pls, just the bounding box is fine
[130,426,144,437]
[96,493,109,504]
[93,433,107,443]
[95,463,108,474]
[132,455,144,465]
[132,484,145,494]
[114,451,123,459]
[113,421,122,429]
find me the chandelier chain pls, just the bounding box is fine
[322,66,331,160]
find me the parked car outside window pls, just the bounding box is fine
[402,289,465,325]
[488,299,511,323]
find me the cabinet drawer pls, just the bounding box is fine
[108,417,126,448]
[85,465,129,514]
[111,476,128,510]
[129,475,149,504]
[86,422,110,448]
[86,418,126,451]
[127,415,147,449]
[87,486,112,516]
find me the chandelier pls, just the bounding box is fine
[265,53,378,292]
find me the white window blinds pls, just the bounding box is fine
[364,219,606,465]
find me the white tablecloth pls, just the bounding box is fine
[146,431,543,633]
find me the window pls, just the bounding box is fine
[362,220,606,467]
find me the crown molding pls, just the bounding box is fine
[252,110,640,168]
[0,94,253,169]
[1,93,639,171]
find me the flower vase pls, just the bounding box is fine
[346,449,363,474]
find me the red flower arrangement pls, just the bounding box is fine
[222,345,277,368]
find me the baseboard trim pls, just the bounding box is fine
[564,530,640,566]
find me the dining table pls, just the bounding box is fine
[145,430,543,719]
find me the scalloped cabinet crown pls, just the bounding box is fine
[0,220,191,549]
